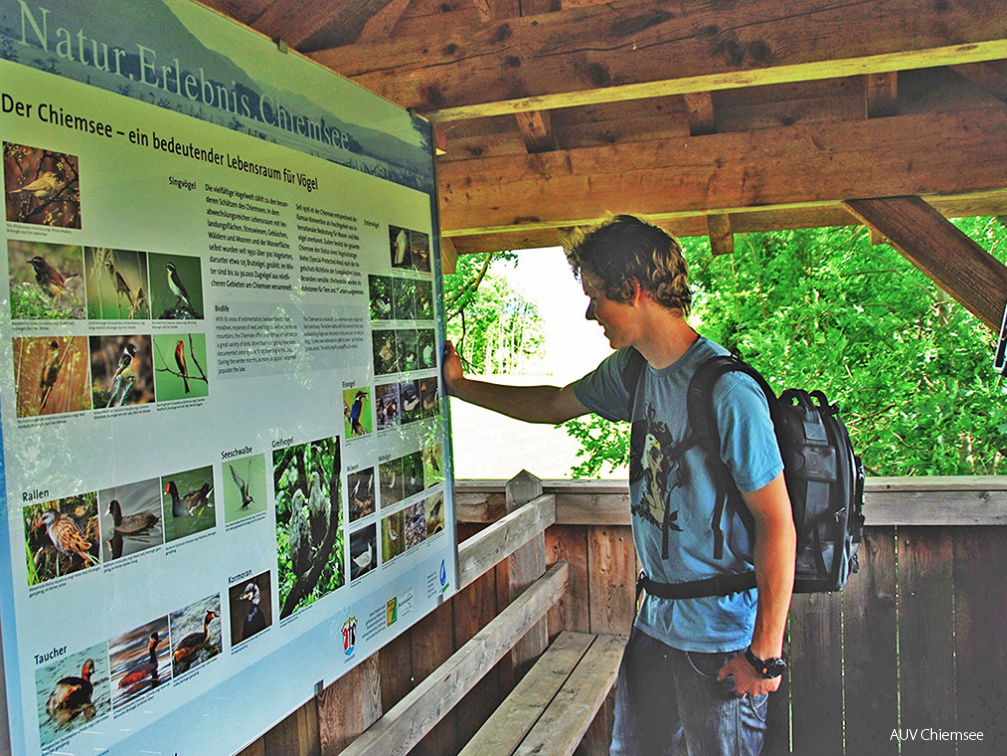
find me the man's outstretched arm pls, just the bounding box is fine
[443,341,590,424]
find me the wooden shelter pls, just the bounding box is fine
[206,0,1007,330]
[190,1,1007,754]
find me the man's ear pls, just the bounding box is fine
[628,278,644,306]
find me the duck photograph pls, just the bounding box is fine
[169,594,222,677]
[109,616,171,709]
[34,642,110,749]
[273,435,343,619]
[24,494,100,585]
[98,479,163,561]
[161,465,216,543]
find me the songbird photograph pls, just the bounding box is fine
[415,280,434,320]
[161,464,216,543]
[98,479,163,561]
[152,333,208,401]
[379,457,405,508]
[228,573,272,646]
[109,616,171,710]
[273,435,344,619]
[372,329,397,375]
[425,492,446,537]
[24,493,101,585]
[419,376,439,419]
[12,335,91,418]
[405,500,427,550]
[34,642,110,749]
[347,468,376,523]
[8,240,84,319]
[169,594,222,677]
[392,277,418,320]
[223,453,267,524]
[389,225,410,269]
[146,252,204,319]
[3,142,80,228]
[398,379,422,424]
[423,444,444,489]
[410,229,431,273]
[83,247,150,320]
[89,335,154,408]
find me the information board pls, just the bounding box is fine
[0,1,455,753]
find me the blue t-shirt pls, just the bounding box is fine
[573,337,783,652]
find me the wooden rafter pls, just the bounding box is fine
[308,0,1007,119]
[438,106,1007,236]
[843,197,1007,331]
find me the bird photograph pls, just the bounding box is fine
[88,335,154,408]
[3,142,80,227]
[415,280,434,320]
[369,275,393,320]
[83,247,150,320]
[228,573,272,646]
[399,380,422,423]
[425,492,445,536]
[348,468,376,523]
[418,329,437,370]
[422,444,444,489]
[392,278,418,320]
[161,465,216,543]
[12,336,91,418]
[382,510,406,563]
[223,453,267,523]
[410,229,431,273]
[372,329,397,375]
[35,643,110,748]
[389,225,410,268]
[403,450,425,498]
[375,383,400,430]
[273,435,344,619]
[380,457,405,508]
[98,479,163,561]
[169,595,222,676]
[110,618,171,708]
[147,252,203,319]
[7,239,84,319]
[419,376,440,419]
[349,525,376,581]
[405,500,427,550]
[24,494,100,585]
[343,388,372,437]
[396,330,419,373]
[152,332,209,401]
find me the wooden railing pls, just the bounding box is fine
[237,475,1007,756]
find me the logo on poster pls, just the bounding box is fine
[342,617,357,656]
[439,559,450,593]
[386,598,398,626]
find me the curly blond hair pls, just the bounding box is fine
[564,214,692,315]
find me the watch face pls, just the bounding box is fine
[764,658,787,678]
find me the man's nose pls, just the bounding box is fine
[585,301,596,321]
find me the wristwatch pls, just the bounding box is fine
[744,647,787,679]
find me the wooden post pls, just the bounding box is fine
[505,470,548,680]
[318,655,382,755]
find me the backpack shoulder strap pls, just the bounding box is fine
[620,347,647,418]
[686,354,779,559]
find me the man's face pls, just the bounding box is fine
[581,270,637,349]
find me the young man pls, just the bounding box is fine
[443,215,796,755]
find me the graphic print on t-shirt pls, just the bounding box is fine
[629,405,684,537]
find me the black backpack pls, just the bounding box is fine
[624,350,865,597]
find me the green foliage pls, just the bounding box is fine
[444,252,544,374]
[563,218,1007,478]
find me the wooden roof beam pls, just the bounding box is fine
[865,72,898,118]
[438,106,1007,235]
[952,62,1007,103]
[514,110,559,153]
[706,214,734,256]
[843,197,1007,331]
[308,0,1007,119]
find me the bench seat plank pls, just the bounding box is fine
[459,632,595,756]
[515,633,627,756]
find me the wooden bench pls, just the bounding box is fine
[459,631,627,756]
[336,478,630,756]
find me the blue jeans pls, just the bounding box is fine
[611,628,768,756]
